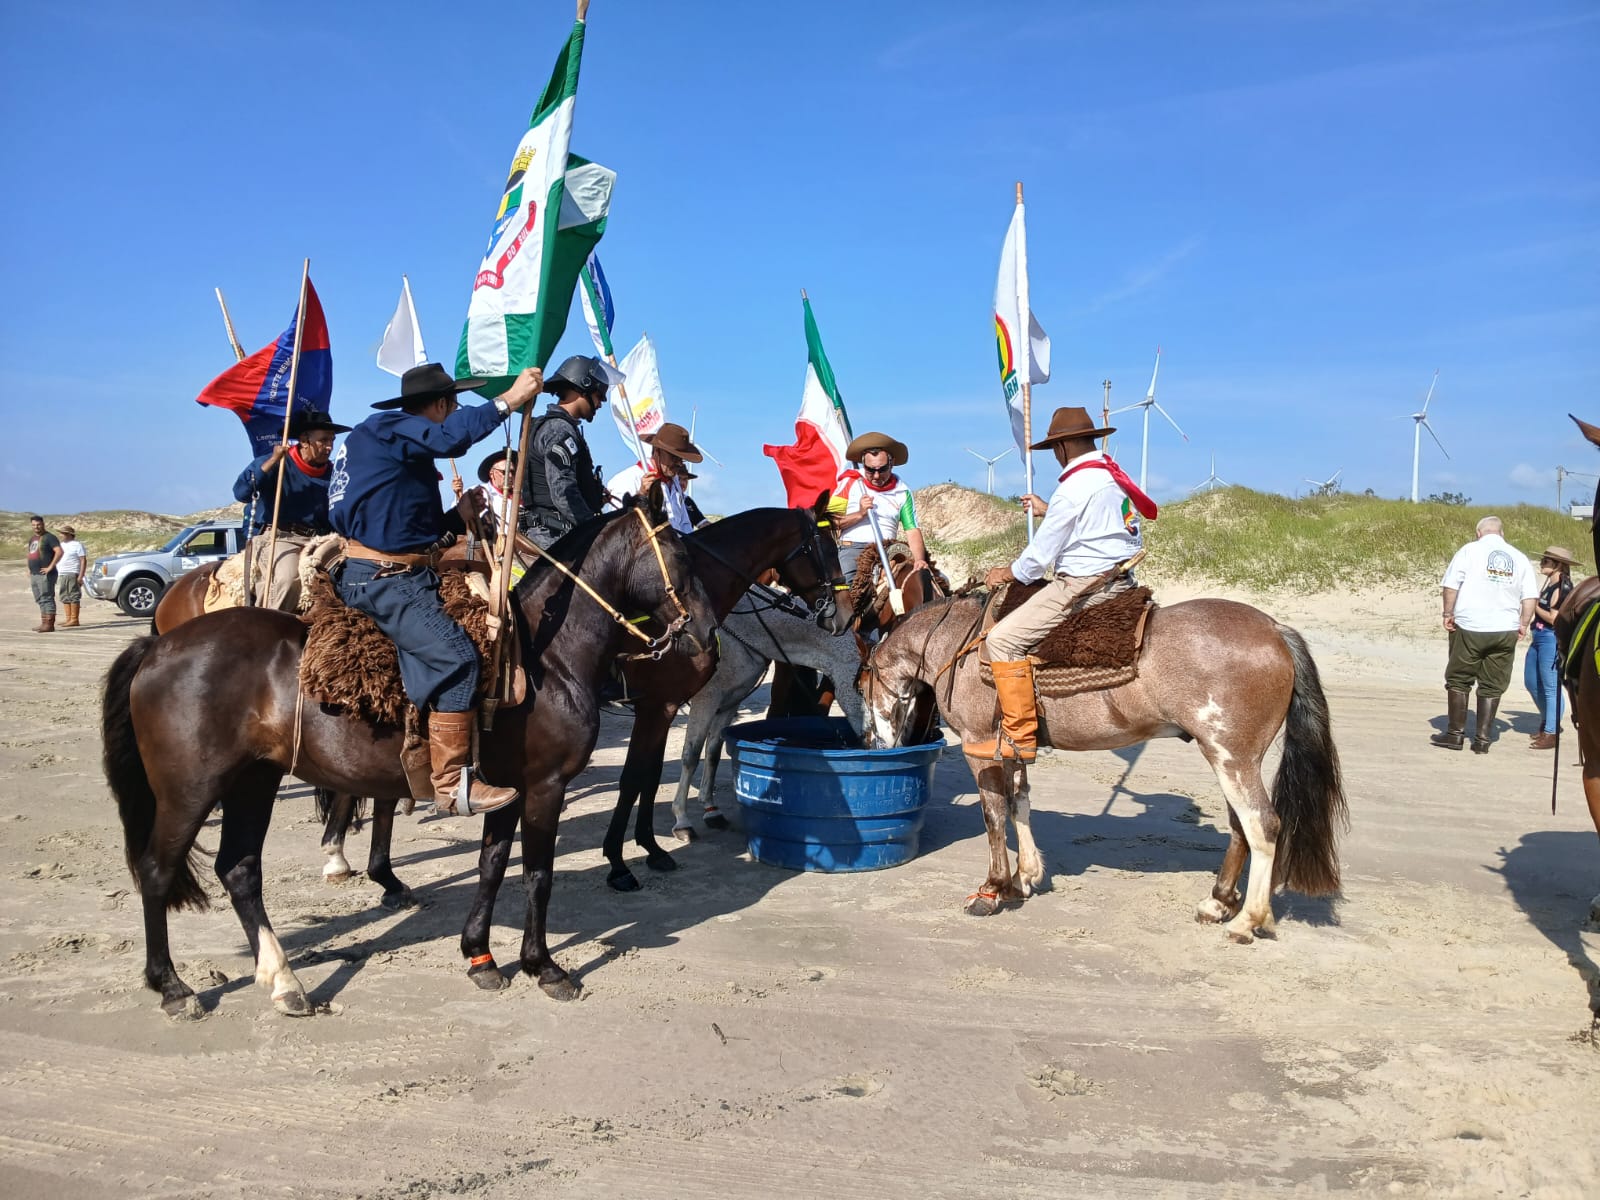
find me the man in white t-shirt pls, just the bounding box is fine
[830,431,930,583]
[56,524,87,628]
[1431,515,1538,753]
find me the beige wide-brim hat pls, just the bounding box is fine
[845,431,908,466]
[1541,545,1582,567]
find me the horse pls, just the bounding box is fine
[101,491,719,1017]
[318,500,853,897]
[861,592,1348,943]
[1553,574,1600,914]
[151,562,219,633]
[669,588,870,838]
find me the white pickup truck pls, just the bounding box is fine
[84,522,247,618]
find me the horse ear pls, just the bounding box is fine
[813,489,832,520]
[645,477,668,526]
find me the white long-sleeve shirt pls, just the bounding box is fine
[1010,451,1142,582]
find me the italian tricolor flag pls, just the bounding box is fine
[457,18,615,392]
[764,295,853,507]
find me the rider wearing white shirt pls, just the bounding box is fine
[830,431,930,582]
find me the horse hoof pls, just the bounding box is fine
[1226,929,1255,946]
[963,893,1000,918]
[162,994,204,1020]
[702,813,731,831]
[1195,898,1228,924]
[643,849,677,872]
[273,990,313,1017]
[672,825,699,843]
[380,889,416,911]
[322,864,352,883]
[606,868,641,892]
[469,961,508,990]
[538,975,581,1002]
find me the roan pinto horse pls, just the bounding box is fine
[862,592,1349,943]
[102,490,719,1017]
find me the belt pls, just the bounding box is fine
[342,539,439,570]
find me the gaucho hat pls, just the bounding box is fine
[289,410,351,437]
[643,422,703,463]
[1542,545,1582,567]
[1030,406,1115,450]
[846,431,909,466]
[372,363,486,410]
[478,448,517,483]
[1571,414,1600,448]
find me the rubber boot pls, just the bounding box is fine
[963,659,1038,762]
[61,603,79,628]
[1430,689,1468,750]
[33,612,55,634]
[1471,695,1500,755]
[428,709,519,816]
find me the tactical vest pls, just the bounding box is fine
[523,408,605,533]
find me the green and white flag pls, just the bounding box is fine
[457,19,614,392]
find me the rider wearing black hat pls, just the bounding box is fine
[232,409,352,610]
[522,354,613,547]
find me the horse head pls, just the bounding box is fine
[770,489,854,634]
[626,481,719,665]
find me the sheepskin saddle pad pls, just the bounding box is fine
[979,583,1155,697]
[298,571,497,726]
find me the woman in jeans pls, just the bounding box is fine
[1527,546,1578,750]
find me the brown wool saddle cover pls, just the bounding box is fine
[979,583,1155,697]
[298,571,501,726]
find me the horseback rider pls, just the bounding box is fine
[832,431,931,582]
[470,448,517,541]
[522,354,614,547]
[972,406,1156,762]
[232,410,350,610]
[326,362,543,816]
[607,422,709,534]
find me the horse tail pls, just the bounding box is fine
[1270,625,1349,896]
[101,637,210,912]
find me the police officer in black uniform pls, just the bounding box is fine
[523,354,612,547]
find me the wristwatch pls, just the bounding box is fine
[493,397,511,417]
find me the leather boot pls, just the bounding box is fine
[1430,689,1468,749]
[963,659,1038,762]
[61,603,79,628]
[428,709,519,816]
[33,612,55,634]
[1471,695,1500,754]
[1529,731,1558,750]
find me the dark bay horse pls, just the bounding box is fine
[102,495,718,1017]
[862,594,1348,943]
[1554,576,1600,859]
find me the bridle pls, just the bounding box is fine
[862,596,982,747]
[694,508,851,630]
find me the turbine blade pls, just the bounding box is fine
[1146,348,1161,401]
[1109,402,1146,416]
[966,448,987,462]
[1331,468,1343,484]
[1421,368,1439,416]
[1422,419,1450,459]
[996,446,1014,460]
[1152,401,1189,441]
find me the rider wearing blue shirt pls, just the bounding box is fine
[233,410,349,609]
[328,362,542,816]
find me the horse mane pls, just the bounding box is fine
[512,505,635,599]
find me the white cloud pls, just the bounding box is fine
[1508,463,1549,490]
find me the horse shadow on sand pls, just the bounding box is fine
[1490,829,1600,1028]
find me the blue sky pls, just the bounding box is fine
[2,1,1597,521]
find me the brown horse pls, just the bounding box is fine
[102,494,719,1017]
[1553,576,1600,869]
[862,593,1348,943]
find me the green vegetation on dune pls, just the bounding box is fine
[922,486,1586,593]
[0,505,245,562]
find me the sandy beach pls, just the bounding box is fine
[1,567,1596,1198]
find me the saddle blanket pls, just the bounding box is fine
[979,582,1155,697]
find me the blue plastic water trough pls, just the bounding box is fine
[724,716,945,872]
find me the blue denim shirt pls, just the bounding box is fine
[233,451,331,535]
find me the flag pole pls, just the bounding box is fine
[1014,182,1035,541]
[259,258,312,608]
[1102,378,1112,454]
[215,288,247,363]
[216,286,254,602]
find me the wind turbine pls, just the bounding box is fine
[1407,370,1448,503]
[1108,347,1188,492]
[1192,453,1230,494]
[1303,468,1343,497]
[965,446,1014,495]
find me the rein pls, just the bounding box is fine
[691,511,850,629]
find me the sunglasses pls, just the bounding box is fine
[862,464,892,475]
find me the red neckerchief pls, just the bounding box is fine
[839,468,899,494]
[289,446,329,478]
[1060,455,1158,520]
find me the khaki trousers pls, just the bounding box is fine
[987,573,1131,662]
[249,533,309,612]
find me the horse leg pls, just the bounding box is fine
[458,804,520,991]
[215,776,310,1015]
[519,781,579,1000]
[364,798,412,908]
[1008,764,1047,895]
[320,790,357,883]
[962,757,1023,916]
[671,701,713,841]
[1208,760,1279,944]
[602,744,645,892]
[137,798,218,1019]
[702,722,733,829]
[1196,807,1247,924]
[632,705,678,872]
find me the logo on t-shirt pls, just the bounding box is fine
[327,444,350,507]
[1485,550,1514,582]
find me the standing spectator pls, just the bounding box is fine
[1525,546,1577,750]
[1431,515,1538,754]
[56,523,87,628]
[25,515,62,633]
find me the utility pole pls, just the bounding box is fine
[1101,379,1112,435]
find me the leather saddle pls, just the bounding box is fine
[979,582,1155,697]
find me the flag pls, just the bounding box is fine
[994,203,1052,455]
[763,296,852,507]
[457,19,615,394]
[612,333,664,463]
[578,252,615,357]
[196,279,333,457]
[376,275,426,376]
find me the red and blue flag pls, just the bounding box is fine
[197,280,333,455]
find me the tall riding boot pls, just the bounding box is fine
[1471,695,1500,754]
[33,612,55,634]
[428,710,519,816]
[963,659,1039,762]
[61,603,79,628]
[1430,689,1468,749]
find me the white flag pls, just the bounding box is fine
[614,334,666,460]
[376,276,426,376]
[993,204,1052,455]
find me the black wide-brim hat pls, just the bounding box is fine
[1030,406,1115,450]
[372,362,486,410]
[478,448,517,482]
[290,410,352,437]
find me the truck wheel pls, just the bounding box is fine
[117,577,165,619]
